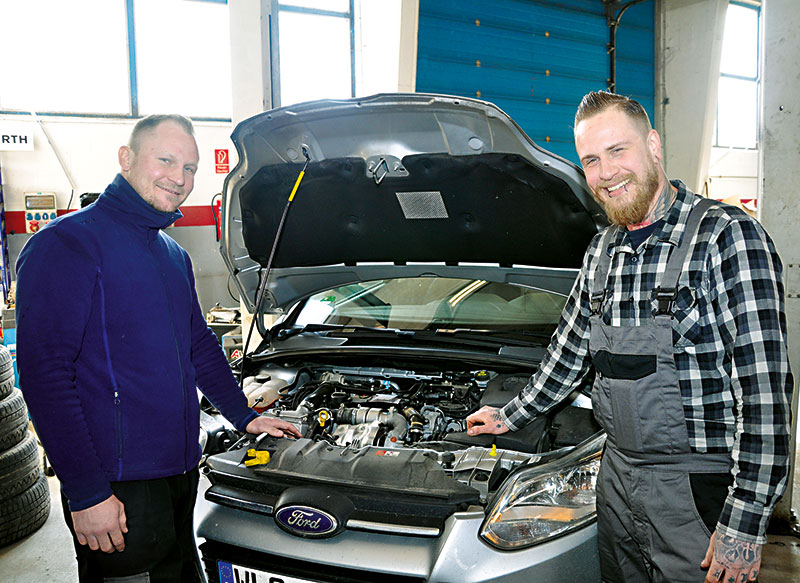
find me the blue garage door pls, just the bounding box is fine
[415,0,655,165]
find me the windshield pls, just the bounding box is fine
[293,277,567,333]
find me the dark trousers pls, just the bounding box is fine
[61,468,202,583]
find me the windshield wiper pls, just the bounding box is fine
[433,328,552,340]
[273,325,551,349]
[275,323,414,341]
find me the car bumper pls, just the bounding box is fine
[195,492,600,583]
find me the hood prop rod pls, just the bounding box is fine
[238,146,310,389]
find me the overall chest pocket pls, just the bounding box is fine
[590,323,691,456]
[593,350,657,380]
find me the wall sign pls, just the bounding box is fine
[215,148,229,174]
[0,123,34,151]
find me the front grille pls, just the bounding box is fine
[200,540,427,583]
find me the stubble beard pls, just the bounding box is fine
[594,164,660,227]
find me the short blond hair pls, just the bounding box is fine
[129,114,195,152]
[574,91,651,138]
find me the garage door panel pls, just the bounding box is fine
[416,0,655,166]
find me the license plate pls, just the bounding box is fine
[218,561,320,583]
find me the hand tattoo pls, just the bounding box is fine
[490,411,504,428]
[713,535,761,581]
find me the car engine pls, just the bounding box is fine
[202,362,598,503]
[246,364,490,448]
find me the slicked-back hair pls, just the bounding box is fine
[128,114,195,153]
[574,91,652,138]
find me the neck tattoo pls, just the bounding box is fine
[641,180,675,226]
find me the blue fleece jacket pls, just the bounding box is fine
[16,174,257,511]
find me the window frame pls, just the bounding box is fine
[714,1,761,149]
[0,0,362,120]
[270,0,356,109]
[0,0,234,122]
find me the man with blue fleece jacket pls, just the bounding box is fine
[16,114,300,582]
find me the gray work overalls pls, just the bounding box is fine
[588,198,732,583]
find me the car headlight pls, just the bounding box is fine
[480,432,604,550]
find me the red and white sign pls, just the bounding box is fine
[215,149,230,174]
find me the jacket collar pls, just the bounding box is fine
[96,174,183,230]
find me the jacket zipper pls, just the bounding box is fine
[114,390,123,460]
[97,266,124,479]
[148,237,191,469]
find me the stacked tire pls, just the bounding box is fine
[0,344,50,546]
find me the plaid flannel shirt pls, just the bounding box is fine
[501,181,793,543]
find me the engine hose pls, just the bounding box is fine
[383,410,409,443]
[402,406,425,443]
[301,382,336,412]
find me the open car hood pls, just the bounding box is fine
[220,93,607,313]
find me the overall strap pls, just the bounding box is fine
[654,197,716,316]
[590,227,619,316]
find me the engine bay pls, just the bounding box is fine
[202,362,599,504]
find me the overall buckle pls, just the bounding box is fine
[654,287,678,316]
[590,291,605,316]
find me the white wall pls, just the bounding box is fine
[0,116,237,313]
[0,117,235,214]
[658,0,728,194]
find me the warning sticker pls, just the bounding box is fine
[376,450,400,457]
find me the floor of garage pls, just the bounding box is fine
[2,447,799,582]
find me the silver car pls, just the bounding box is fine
[196,93,607,583]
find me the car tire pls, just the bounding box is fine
[0,345,14,400]
[0,473,50,547]
[0,432,41,500]
[0,389,28,451]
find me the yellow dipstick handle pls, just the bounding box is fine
[244,448,271,467]
[318,410,330,428]
[490,444,497,457]
[288,171,305,202]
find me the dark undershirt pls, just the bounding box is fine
[626,219,663,250]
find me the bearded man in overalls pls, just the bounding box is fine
[467,91,792,583]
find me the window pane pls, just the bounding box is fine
[356,0,401,96]
[280,1,350,12]
[720,5,758,78]
[135,0,232,118]
[0,0,129,113]
[717,77,758,148]
[279,12,352,107]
